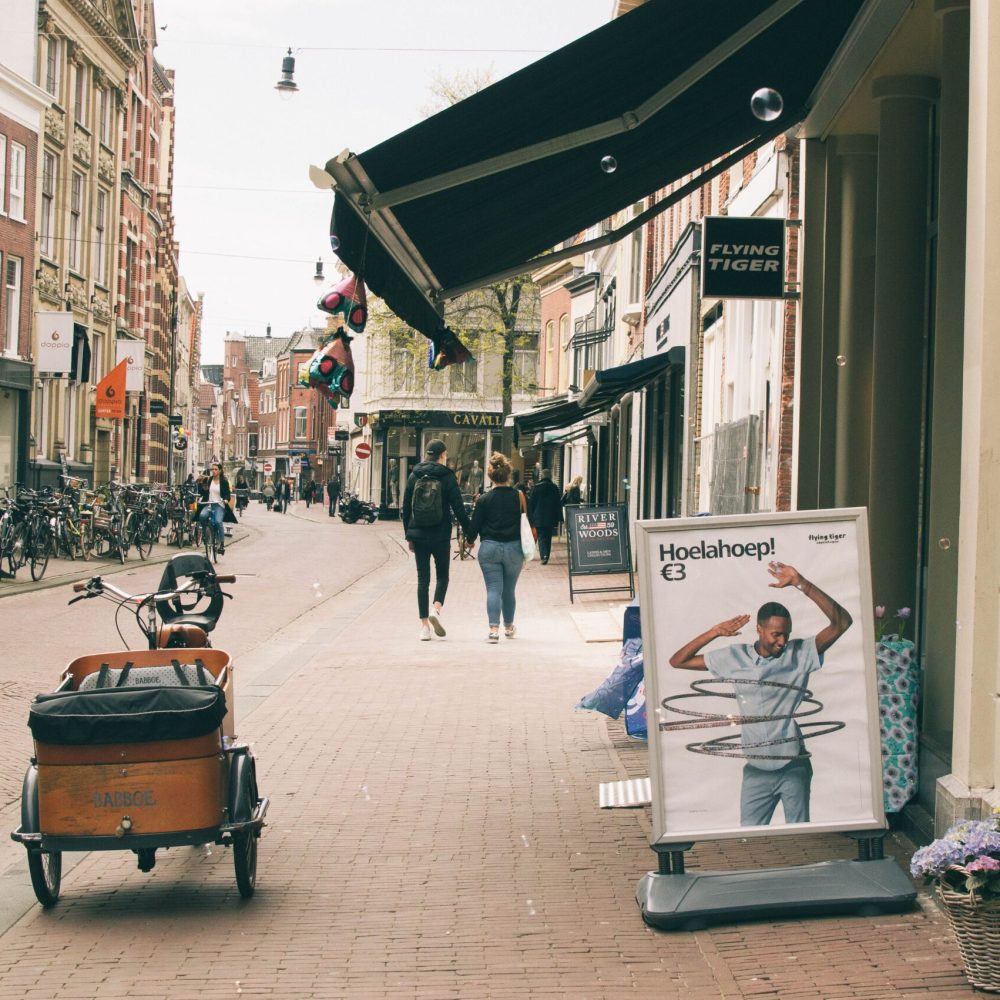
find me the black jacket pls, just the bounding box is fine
[528,478,562,529]
[197,475,237,523]
[402,460,472,541]
[467,485,526,544]
[562,484,582,507]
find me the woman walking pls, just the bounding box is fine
[465,452,532,643]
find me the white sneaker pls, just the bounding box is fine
[419,624,432,641]
[487,629,499,644]
[504,625,516,639]
[428,609,446,637]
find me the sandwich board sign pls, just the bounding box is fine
[564,503,634,603]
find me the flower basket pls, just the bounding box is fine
[939,875,1000,992]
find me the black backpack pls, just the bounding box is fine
[411,473,444,527]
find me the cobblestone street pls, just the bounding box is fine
[0,505,975,997]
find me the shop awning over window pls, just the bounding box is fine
[325,0,866,340]
[513,347,684,437]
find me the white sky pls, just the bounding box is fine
[153,0,612,363]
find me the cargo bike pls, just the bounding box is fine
[10,556,269,907]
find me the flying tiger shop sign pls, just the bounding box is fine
[701,216,786,299]
[565,502,634,603]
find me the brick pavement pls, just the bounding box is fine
[0,504,975,998]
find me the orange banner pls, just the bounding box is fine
[94,358,128,419]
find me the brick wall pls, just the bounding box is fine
[0,116,37,357]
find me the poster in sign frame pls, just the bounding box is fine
[565,503,634,602]
[635,508,885,845]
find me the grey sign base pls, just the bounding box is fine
[636,858,917,931]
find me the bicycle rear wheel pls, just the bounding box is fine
[29,524,51,581]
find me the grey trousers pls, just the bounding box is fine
[740,756,813,826]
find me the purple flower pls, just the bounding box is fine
[966,856,1000,873]
[897,607,912,619]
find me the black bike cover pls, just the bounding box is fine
[28,686,227,745]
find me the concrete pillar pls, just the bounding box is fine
[949,0,1000,797]
[923,0,969,785]
[831,136,878,509]
[868,75,939,616]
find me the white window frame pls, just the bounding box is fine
[293,406,307,440]
[0,134,6,215]
[5,255,21,356]
[69,172,83,271]
[91,331,103,386]
[449,355,477,394]
[44,37,60,98]
[9,143,26,222]
[94,188,107,283]
[74,63,88,125]
[40,152,56,257]
[99,88,112,146]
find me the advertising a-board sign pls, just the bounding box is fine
[566,504,629,575]
[565,503,634,602]
[635,508,884,845]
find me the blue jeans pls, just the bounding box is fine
[477,539,524,627]
[199,503,225,547]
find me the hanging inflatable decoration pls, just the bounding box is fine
[317,273,368,333]
[429,326,472,371]
[300,327,356,409]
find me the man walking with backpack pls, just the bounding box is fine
[402,439,474,641]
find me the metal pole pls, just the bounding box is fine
[167,293,177,487]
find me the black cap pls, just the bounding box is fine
[426,439,447,457]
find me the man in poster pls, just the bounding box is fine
[668,560,853,827]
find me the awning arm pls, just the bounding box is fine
[439,116,791,299]
[368,0,804,212]
[327,151,445,305]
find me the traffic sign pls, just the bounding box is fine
[355,442,372,460]
[263,462,273,472]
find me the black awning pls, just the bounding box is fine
[578,347,685,410]
[327,0,866,339]
[513,399,592,437]
[513,347,684,436]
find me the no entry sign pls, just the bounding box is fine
[355,442,372,460]
[263,462,273,472]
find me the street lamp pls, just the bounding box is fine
[275,48,299,99]
[313,259,325,284]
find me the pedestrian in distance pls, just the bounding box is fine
[465,452,531,644]
[303,480,314,508]
[402,438,473,642]
[263,480,275,510]
[527,468,562,564]
[668,560,853,827]
[562,474,583,509]
[327,473,341,517]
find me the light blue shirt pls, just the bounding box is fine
[704,636,823,771]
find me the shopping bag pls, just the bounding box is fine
[520,513,536,560]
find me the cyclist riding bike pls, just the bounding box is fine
[197,463,231,556]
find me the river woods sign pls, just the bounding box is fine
[564,503,634,603]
